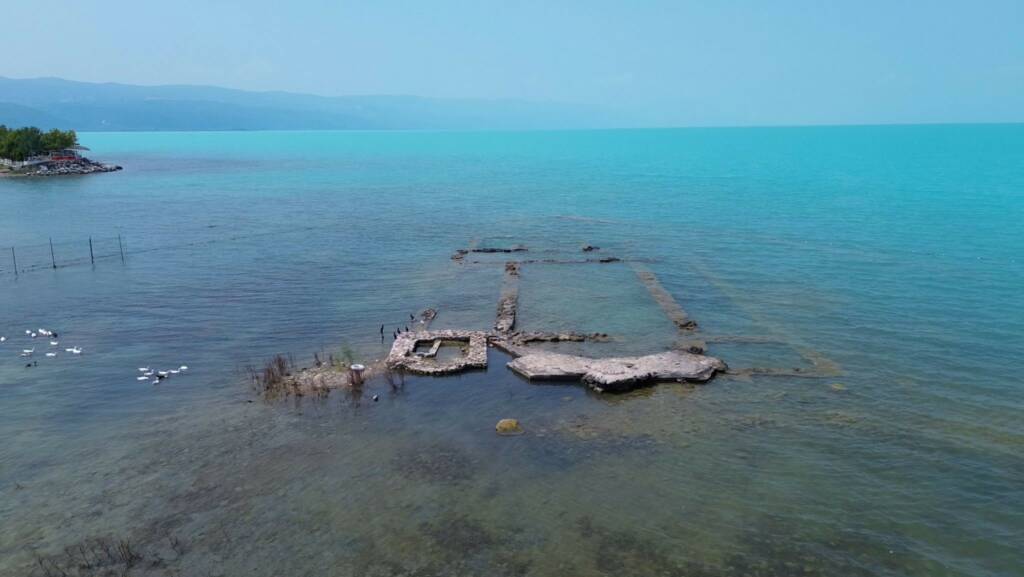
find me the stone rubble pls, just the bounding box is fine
[17,159,122,177]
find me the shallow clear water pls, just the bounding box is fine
[1,126,1022,576]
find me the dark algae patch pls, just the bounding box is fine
[29,534,190,577]
[392,442,477,484]
[569,512,936,577]
[346,514,533,577]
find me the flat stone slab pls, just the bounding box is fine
[507,350,727,393]
[387,330,489,375]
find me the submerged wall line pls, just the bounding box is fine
[688,258,842,377]
[495,261,520,333]
[630,263,698,331]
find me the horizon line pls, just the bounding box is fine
[69,121,1023,135]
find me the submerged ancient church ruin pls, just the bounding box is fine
[259,238,842,399]
[381,240,840,393]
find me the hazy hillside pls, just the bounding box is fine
[0,77,619,131]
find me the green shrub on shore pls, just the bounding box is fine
[0,125,78,161]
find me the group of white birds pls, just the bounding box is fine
[3,330,190,384]
[1,328,81,363]
[135,365,189,385]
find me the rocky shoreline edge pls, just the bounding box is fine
[0,158,122,177]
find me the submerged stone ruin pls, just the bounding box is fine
[387,330,489,375]
[385,327,725,392]
[278,239,841,397]
[384,241,738,393]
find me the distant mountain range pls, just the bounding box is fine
[0,77,624,132]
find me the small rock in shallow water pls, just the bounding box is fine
[830,383,847,391]
[496,418,523,436]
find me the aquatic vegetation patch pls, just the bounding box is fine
[526,417,660,469]
[247,353,295,399]
[29,533,189,577]
[417,514,533,577]
[573,511,920,577]
[575,515,690,576]
[713,515,909,577]
[392,443,477,484]
[346,517,532,577]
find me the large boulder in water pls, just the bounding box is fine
[495,418,523,436]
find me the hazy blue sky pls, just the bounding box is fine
[3,0,1022,126]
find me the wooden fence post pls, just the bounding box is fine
[10,246,16,276]
[89,237,95,265]
[49,237,56,269]
[118,234,125,263]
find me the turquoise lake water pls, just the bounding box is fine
[1,126,1022,576]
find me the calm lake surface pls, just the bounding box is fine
[1,126,1021,576]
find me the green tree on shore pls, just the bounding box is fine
[0,126,78,161]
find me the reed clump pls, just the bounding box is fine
[249,347,386,401]
[247,354,297,400]
[32,537,152,577]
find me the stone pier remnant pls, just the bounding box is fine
[495,261,520,333]
[508,350,727,393]
[417,308,438,329]
[453,244,528,261]
[474,245,527,253]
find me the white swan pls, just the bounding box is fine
[1,336,7,342]
[66,347,82,355]
[136,376,149,381]
[179,365,189,371]
[138,367,150,372]
[50,341,59,346]
[45,352,57,357]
